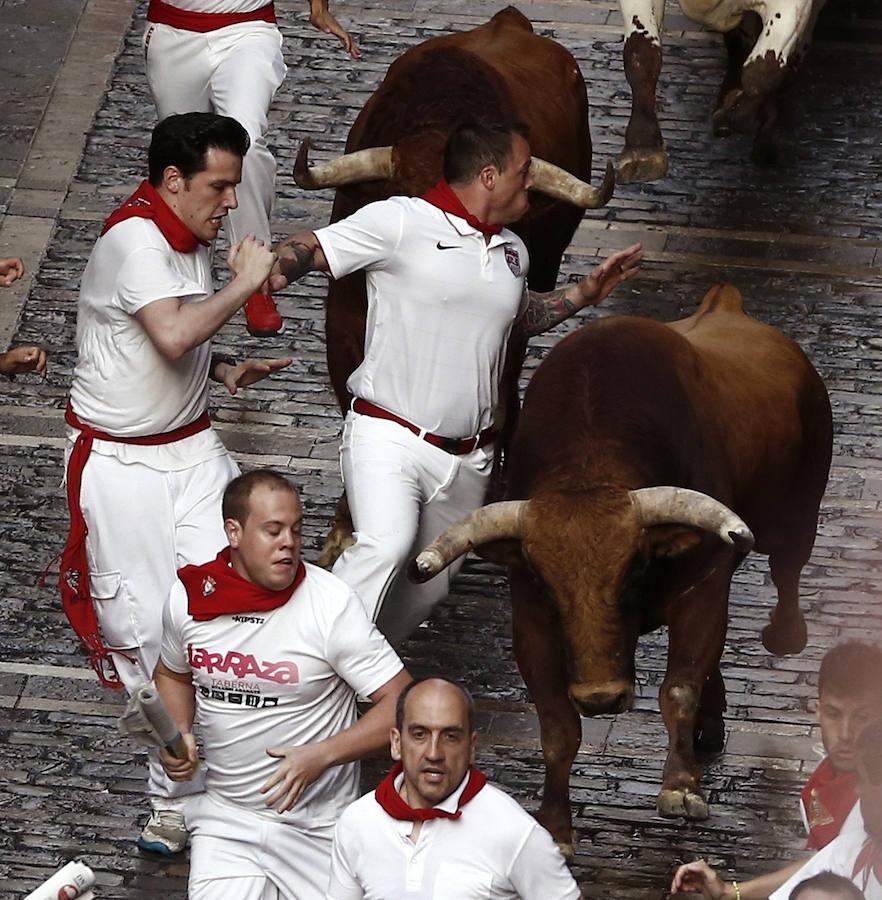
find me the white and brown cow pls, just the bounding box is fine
[617,0,826,182]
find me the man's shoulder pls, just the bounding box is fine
[302,561,352,598]
[98,217,170,256]
[337,787,384,830]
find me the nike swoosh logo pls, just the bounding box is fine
[436,242,460,250]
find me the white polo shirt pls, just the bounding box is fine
[315,197,529,439]
[771,804,880,899]
[160,562,404,828]
[326,770,581,900]
[69,217,226,469]
[153,0,271,14]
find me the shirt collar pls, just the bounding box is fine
[392,768,471,817]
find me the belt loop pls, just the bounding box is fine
[469,435,480,453]
[417,427,428,440]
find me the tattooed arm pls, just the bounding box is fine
[269,232,330,291]
[520,243,643,337]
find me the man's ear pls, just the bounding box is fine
[469,730,478,765]
[646,524,702,559]
[163,164,185,195]
[224,517,242,549]
[479,164,497,191]
[390,727,402,761]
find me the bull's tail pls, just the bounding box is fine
[490,6,533,33]
[695,283,744,316]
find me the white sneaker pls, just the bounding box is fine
[137,808,188,855]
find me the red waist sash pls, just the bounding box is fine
[59,403,211,687]
[147,0,276,32]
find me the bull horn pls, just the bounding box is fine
[629,487,755,552]
[529,158,615,209]
[293,138,395,190]
[409,501,529,583]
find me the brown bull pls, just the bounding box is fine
[293,5,613,421]
[411,284,832,852]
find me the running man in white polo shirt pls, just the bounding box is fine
[156,470,411,900]
[60,112,290,855]
[272,118,642,643]
[143,0,360,336]
[326,676,582,899]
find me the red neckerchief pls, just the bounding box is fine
[802,756,859,850]
[178,547,305,621]
[101,180,206,253]
[421,179,502,237]
[852,837,882,890]
[374,762,487,821]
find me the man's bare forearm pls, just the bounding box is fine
[276,232,329,283]
[521,285,584,337]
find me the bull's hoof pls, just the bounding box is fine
[694,717,725,754]
[657,787,710,820]
[762,611,807,656]
[616,148,669,184]
[556,841,575,861]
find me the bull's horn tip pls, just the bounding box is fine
[727,526,755,551]
[407,553,436,583]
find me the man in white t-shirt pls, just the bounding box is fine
[61,112,290,854]
[272,117,642,643]
[155,469,411,900]
[326,676,582,899]
[769,721,882,900]
[143,0,359,336]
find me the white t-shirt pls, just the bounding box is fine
[326,772,581,900]
[315,197,529,438]
[161,562,404,827]
[771,804,880,900]
[69,217,227,470]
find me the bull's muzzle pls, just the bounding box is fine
[569,679,635,716]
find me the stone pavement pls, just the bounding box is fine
[1,0,882,896]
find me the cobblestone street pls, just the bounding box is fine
[1,0,881,896]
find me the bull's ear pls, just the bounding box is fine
[646,524,702,559]
[475,538,524,567]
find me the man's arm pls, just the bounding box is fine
[670,857,809,899]
[270,231,330,291]
[135,235,276,361]
[210,354,294,396]
[153,659,199,781]
[0,346,46,378]
[520,243,642,337]
[260,668,412,813]
[308,0,361,59]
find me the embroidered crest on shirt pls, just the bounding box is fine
[202,575,216,596]
[504,246,521,277]
[808,788,835,828]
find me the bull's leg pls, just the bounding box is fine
[712,13,762,136]
[510,568,581,857]
[617,0,669,183]
[717,0,815,136]
[657,563,731,820]
[317,494,354,569]
[694,665,726,753]
[763,548,809,655]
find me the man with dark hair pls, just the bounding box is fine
[671,642,882,899]
[770,720,882,898]
[326,677,582,899]
[155,470,410,899]
[60,111,291,855]
[142,0,360,336]
[442,118,531,184]
[271,117,642,643]
[790,871,866,899]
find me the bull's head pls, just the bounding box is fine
[409,487,753,717]
[293,138,616,209]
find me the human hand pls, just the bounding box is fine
[0,346,47,377]
[228,236,278,293]
[159,733,199,782]
[0,257,24,286]
[222,356,293,396]
[261,742,332,813]
[577,243,643,306]
[309,0,361,59]
[670,860,731,898]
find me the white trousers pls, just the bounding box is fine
[71,448,239,801]
[186,794,334,900]
[144,21,287,244]
[331,412,494,645]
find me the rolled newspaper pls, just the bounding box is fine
[137,682,189,759]
[24,860,95,900]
